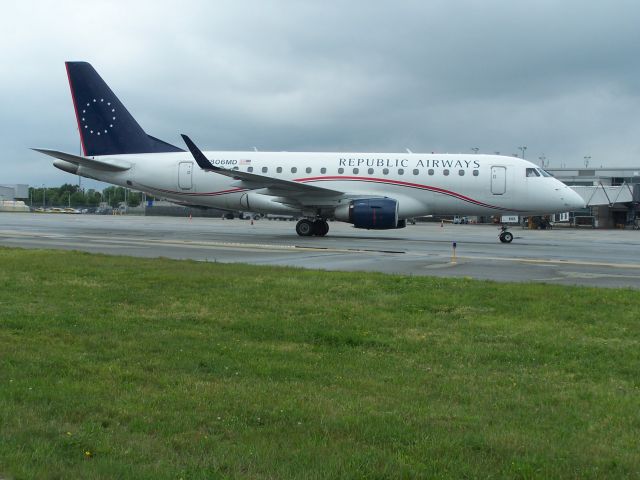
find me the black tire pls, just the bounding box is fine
[503,231,513,243]
[296,219,314,236]
[313,220,329,236]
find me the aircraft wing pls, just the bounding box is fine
[181,134,342,198]
[33,149,132,172]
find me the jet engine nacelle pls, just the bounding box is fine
[334,198,405,229]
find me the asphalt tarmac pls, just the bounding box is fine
[2,212,640,288]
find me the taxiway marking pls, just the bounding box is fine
[458,255,640,270]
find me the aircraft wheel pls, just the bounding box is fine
[501,231,513,243]
[313,220,329,236]
[296,219,315,236]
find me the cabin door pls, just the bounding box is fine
[491,166,506,195]
[178,162,193,190]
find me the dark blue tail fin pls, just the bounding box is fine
[65,62,183,156]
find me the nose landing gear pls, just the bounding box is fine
[296,218,329,237]
[499,225,513,243]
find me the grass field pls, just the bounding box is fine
[1,247,639,479]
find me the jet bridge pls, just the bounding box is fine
[570,183,637,206]
[569,183,639,228]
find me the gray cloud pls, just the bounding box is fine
[2,0,640,188]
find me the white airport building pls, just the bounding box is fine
[547,167,640,228]
[0,184,30,212]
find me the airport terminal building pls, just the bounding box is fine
[0,184,30,212]
[0,184,28,201]
[547,167,640,228]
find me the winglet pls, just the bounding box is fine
[181,134,218,171]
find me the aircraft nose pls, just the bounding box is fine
[565,187,586,210]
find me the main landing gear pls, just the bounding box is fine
[296,218,329,237]
[499,225,514,243]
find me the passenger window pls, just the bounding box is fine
[353,168,359,174]
[428,169,434,176]
[473,169,479,176]
[443,169,450,176]
[413,169,419,175]
[383,168,389,175]
[526,168,540,177]
[320,167,326,174]
[398,168,404,175]
[277,167,282,173]
[459,170,465,176]
[262,167,268,173]
[306,167,312,174]
[247,167,253,172]
[368,168,374,175]
[291,167,297,173]
[338,168,344,174]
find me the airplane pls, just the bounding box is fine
[36,62,585,243]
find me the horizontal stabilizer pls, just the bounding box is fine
[33,148,131,172]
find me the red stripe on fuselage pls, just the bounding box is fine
[136,175,516,212]
[136,184,248,197]
[294,176,516,211]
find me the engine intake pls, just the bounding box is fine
[334,198,403,229]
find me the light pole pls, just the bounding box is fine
[538,155,547,168]
[471,147,479,154]
[42,184,46,208]
[584,155,591,168]
[518,146,527,159]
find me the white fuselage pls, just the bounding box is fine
[73,151,584,218]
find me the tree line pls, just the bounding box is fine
[28,184,146,208]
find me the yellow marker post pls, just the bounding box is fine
[451,242,457,264]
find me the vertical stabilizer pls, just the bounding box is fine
[65,62,183,156]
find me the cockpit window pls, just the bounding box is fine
[526,168,540,177]
[538,168,553,177]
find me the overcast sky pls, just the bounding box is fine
[3,0,640,188]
